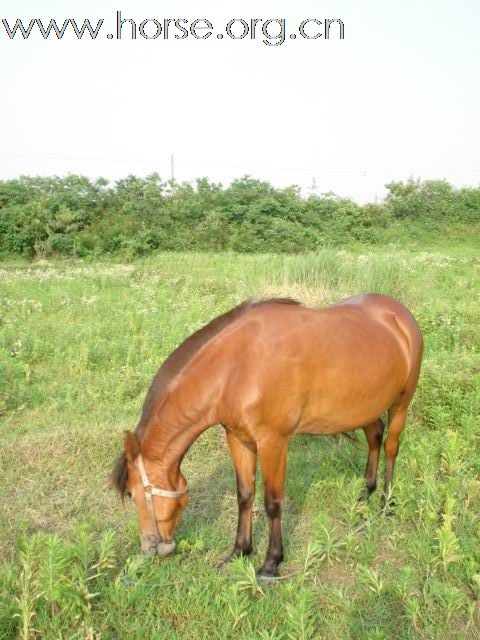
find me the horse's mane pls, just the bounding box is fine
[112,297,300,496]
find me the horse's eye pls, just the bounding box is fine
[126,491,132,499]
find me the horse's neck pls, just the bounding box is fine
[140,369,216,482]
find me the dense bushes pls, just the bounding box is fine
[0,174,478,258]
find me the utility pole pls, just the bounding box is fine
[170,153,175,183]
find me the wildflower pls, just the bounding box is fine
[10,339,22,357]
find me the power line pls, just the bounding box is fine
[0,152,479,176]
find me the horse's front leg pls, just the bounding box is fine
[257,438,288,579]
[222,430,257,564]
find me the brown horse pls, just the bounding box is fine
[112,294,423,578]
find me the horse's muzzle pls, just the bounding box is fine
[141,534,176,556]
[156,540,176,556]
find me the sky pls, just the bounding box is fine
[1,0,479,202]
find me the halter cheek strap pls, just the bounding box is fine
[137,455,187,498]
[136,454,188,540]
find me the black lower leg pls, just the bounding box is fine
[223,432,257,566]
[382,439,399,512]
[382,406,407,511]
[363,419,385,498]
[230,481,254,557]
[257,493,284,578]
[220,479,255,566]
[382,459,395,508]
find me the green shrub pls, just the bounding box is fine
[0,174,478,258]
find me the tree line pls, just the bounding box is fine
[0,174,478,258]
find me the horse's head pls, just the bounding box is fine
[113,432,189,556]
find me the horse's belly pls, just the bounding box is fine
[296,368,404,434]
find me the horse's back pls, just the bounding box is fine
[246,293,421,368]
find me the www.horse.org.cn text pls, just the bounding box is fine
[1,14,345,46]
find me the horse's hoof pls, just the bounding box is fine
[256,567,280,584]
[381,497,396,516]
[217,549,248,571]
[256,573,279,585]
[359,485,376,502]
[217,556,233,572]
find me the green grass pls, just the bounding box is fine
[1,247,479,639]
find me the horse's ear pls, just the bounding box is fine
[123,431,139,463]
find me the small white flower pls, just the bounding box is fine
[10,339,22,357]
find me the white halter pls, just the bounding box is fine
[136,454,188,539]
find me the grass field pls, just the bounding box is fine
[1,247,479,639]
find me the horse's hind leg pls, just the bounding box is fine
[362,418,385,498]
[383,402,409,506]
[222,431,257,563]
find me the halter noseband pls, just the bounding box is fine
[136,453,188,540]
